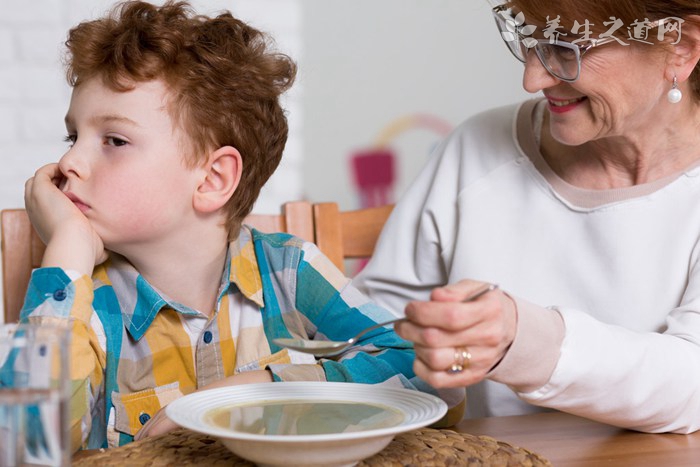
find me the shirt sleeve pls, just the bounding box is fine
[21,267,107,451]
[266,242,466,426]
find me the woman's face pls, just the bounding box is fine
[522,39,669,146]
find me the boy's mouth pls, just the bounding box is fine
[64,191,90,212]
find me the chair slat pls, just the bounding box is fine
[2,209,36,323]
[313,202,393,273]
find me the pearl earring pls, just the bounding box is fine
[668,76,683,104]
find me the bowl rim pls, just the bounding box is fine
[166,381,448,443]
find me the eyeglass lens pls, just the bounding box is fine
[535,44,580,81]
[493,12,581,81]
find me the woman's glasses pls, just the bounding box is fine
[492,5,623,82]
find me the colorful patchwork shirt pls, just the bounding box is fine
[20,227,464,450]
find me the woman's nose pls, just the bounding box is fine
[522,50,561,93]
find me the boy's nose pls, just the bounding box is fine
[522,50,561,94]
[57,144,89,180]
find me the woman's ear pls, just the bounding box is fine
[193,146,242,214]
[665,16,700,82]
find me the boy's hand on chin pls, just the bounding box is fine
[25,163,107,275]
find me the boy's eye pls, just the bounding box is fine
[64,134,77,147]
[105,136,128,147]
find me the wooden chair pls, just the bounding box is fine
[243,201,314,241]
[312,202,394,273]
[1,209,46,324]
[1,202,314,323]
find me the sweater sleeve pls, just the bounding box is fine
[487,298,565,392]
[517,299,700,434]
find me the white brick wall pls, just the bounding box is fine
[0,0,303,321]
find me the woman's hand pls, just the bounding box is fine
[135,370,274,441]
[24,163,106,275]
[395,279,517,388]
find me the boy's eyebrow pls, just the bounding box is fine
[64,114,142,128]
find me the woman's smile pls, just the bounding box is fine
[546,96,587,113]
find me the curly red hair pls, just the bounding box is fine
[64,0,296,234]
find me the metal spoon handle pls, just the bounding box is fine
[348,283,498,345]
[347,317,407,345]
[463,283,499,302]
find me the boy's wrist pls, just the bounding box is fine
[41,229,98,276]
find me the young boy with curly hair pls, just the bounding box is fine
[20,0,464,452]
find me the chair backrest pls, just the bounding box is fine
[1,209,46,325]
[243,201,314,241]
[312,202,394,273]
[1,201,314,323]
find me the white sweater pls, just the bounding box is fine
[355,99,700,433]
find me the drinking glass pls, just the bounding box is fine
[0,323,71,467]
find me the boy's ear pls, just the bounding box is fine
[665,16,700,82]
[193,146,242,214]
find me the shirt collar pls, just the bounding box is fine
[104,226,265,341]
[225,226,266,308]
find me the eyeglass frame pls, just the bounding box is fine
[491,4,661,82]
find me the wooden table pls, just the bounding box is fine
[455,411,700,466]
[73,411,700,465]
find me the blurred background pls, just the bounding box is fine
[0,0,530,316]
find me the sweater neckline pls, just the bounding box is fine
[514,99,700,209]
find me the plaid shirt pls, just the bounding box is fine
[21,227,462,450]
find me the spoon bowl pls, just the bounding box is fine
[273,283,498,357]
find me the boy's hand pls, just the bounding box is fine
[24,163,107,275]
[135,370,274,441]
[133,407,179,441]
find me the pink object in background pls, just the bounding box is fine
[347,114,452,275]
[350,148,396,209]
[348,149,396,274]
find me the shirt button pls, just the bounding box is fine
[203,331,213,344]
[53,289,67,301]
[139,413,151,425]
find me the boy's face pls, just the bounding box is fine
[60,78,202,253]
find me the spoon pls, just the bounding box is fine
[273,283,499,357]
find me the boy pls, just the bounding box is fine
[21,0,464,451]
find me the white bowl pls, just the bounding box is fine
[166,382,447,467]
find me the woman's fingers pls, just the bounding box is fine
[397,319,467,348]
[399,299,502,346]
[411,350,482,388]
[430,279,492,302]
[398,281,519,388]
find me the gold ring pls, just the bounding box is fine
[447,346,471,374]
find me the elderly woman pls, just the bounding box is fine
[355,0,700,434]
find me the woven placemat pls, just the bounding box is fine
[73,427,551,466]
